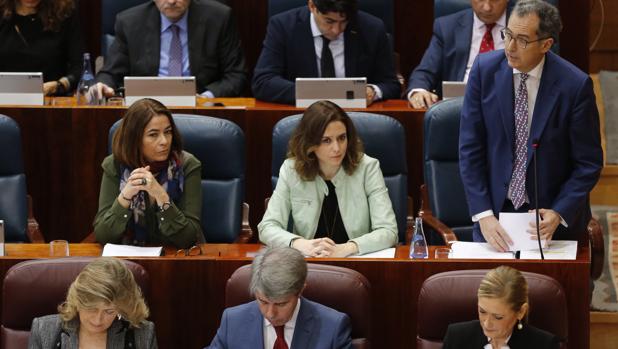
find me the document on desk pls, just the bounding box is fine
[519,240,578,260]
[450,241,515,259]
[499,212,547,251]
[350,247,396,258]
[102,243,163,257]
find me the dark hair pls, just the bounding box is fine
[287,100,363,181]
[312,0,357,20]
[0,0,75,32]
[112,98,183,169]
[514,0,562,41]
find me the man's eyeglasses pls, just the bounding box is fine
[500,29,551,49]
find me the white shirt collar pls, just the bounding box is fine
[310,12,344,41]
[512,55,546,80]
[160,9,189,33]
[263,296,302,331]
[472,10,506,30]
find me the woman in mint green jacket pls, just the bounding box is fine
[258,100,398,257]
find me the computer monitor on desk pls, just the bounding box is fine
[124,76,196,107]
[0,73,44,106]
[295,77,367,108]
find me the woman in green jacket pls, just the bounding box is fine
[93,98,202,248]
[258,100,398,257]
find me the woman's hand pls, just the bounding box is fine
[43,81,59,96]
[291,239,358,258]
[118,166,169,207]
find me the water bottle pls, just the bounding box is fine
[75,53,95,105]
[410,217,428,259]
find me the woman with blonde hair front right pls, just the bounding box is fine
[28,257,157,349]
[443,266,559,349]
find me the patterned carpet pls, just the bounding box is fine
[591,207,618,311]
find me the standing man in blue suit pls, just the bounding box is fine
[407,0,509,109]
[459,0,603,251]
[206,247,352,349]
[252,0,400,106]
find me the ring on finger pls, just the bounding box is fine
[141,178,147,185]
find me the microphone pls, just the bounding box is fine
[532,139,544,260]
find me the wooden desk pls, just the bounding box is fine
[0,244,590,349]
[0,99,422,242]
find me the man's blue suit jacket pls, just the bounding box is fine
[459,50,603,241]
[206,297,352,349]
[406,9,475,97]
[252,6,400,104]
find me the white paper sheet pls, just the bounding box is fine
[499,212,547,251]
[102,243,162,257]
[349,247,396,258]
[519,240,578,260]
[450,241,515,259]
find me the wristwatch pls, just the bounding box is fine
[159,202,172,212]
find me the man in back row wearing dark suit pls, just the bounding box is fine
[94,0,247,98]
[407,0,509,109]
[206,247,352,349]
[252,0,400,106]
[459,0,603,251]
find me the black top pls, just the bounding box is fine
[442,320,560,349]
[0,12,83,94]
[315,181,348,244]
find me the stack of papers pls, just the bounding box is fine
[102,243,163,257]
[450,241,577,260]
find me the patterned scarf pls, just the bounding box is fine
[119,152,184,245]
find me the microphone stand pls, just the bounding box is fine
[532,140,544,260]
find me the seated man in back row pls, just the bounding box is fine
[407,0,509,109]
[206,247,352,348]
[95,0,247,98]
[252,0,400,106]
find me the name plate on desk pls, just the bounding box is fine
[0,73,44,106]
[295,77,367,109]
[124,76,196,107]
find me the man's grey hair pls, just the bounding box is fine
[249,247,307,300]
[513,0,562,41]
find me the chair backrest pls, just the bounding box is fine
[271,112,408,243]
[433,0,560,53]
[0,115,28,242]
[109,114,246,243]
[1,258,149,349]
[423,97,472,241]
[100,0,149,56]
[416,269,568,349]
[225,263,371,347]
[268,0,394,35]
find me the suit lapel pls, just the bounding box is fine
[145,5,161,75]
[344,17,361,76]
[526,53,559,166]
[496,57,515,148]
[296,9,319,77]
[244,302,265,346]
[290,298,315,349]
[455,10,474,80]
[187,3,203,75]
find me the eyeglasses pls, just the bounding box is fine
[500,29,551,49]
[175,245,203,257]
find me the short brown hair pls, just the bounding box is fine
[58,258,150,328]
[0,0,75,32]
[478,266,529,319]
[112,98,183,169]
[287,100,363,181]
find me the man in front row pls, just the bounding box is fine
[206,247,352,348]
[95,0,247,98]
[407,0,509,109]
[252,0,400,106]
[459,0,603,251]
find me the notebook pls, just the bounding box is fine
[124,76,196,107]
[295,77,367,108]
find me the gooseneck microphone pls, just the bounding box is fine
[532,139,544,260]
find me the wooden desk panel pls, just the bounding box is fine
[0,244,590,349]
[1,101,420,242]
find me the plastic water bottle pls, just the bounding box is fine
[410,217,428,259]
[75,53,95,105]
